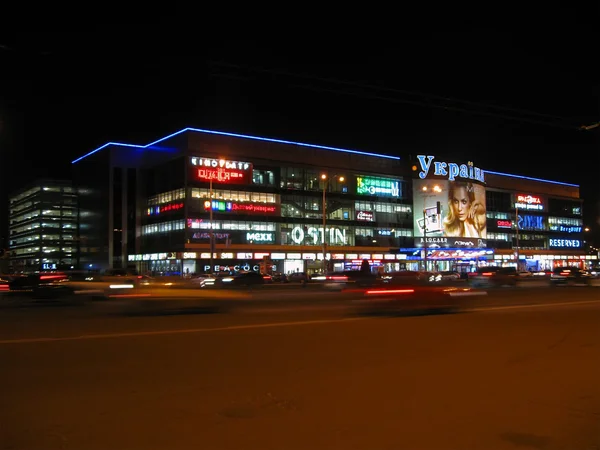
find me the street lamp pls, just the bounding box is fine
[209,178,214,274]
[421,184,442,272]
[321,173,345,273]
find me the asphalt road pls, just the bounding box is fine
[1,288,599,450]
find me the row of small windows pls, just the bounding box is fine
[10,186,75,204]
[190,188,277,204]
[142,220,186,235]
[148,189,186,206]
[10,234,75,246]
[163,218,413,237]
[11,246,77,256]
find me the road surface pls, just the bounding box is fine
[1,288,599,449]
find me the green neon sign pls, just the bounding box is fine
[356,176,400,197]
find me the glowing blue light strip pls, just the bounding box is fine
[484,170,579,187]
[72,127,401,164]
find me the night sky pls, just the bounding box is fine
[1,21,599,248]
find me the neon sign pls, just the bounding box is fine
[515,194,544,211]
[203,200,278,214]
[190,157,253,184]
[497,219,512,228]
[147,202,184,215]
[356,176,400,197]
[416,155,485,182]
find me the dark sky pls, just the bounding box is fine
[1,20,599,247]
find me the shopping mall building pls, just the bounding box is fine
[72,127,595,276]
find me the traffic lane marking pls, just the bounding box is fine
[0,299,599,345]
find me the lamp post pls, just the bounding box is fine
[209,178,214,274]
[421,184,442,272]
[321,173,344,273]
[514,204,519,270]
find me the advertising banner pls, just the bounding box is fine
[412,178,487,248]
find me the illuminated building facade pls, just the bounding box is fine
[71,128,594,275]
[8,179,78,272]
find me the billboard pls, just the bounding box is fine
[412,178,487,248]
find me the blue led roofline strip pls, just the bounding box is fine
[71,128,578,187]
[484,170,579,187]
[71,127,401,164]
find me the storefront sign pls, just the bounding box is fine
[356,210,375,221]
[517,215,545,231]
[548,238,581,248]
[497,219,512,228]
[416,155,485,182]
[203,263,262,273]
[246,232,274,243]
[147,202,184,215]
[290,226,347,245]
[414,236,486,249]
[356,176,400,197]
[549,225,582,233]
[515,194,544,211]
[190,156,253,185]
[191,232,231,240]
[203,200,278,215]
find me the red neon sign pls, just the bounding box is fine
[497,219,512,228]
[191,157,253,185]
[147,202,184,215]
[517,194,541,204]
[196,167,250,184]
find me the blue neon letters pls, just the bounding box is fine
[417,155,485,182]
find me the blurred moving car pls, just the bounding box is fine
[550,267,593,286]
[7,272,75,299]
[353,284,483,315]
[286,272,310,283]
[202,271,267,288]
[468,266,517,288]
[312,270,380,290]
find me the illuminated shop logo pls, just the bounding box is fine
[356,176,400,197]
[515,194,544,211]
[246,232,274,243]
[497,219,512,228]
[356,210,375,221]
[190,157,253,185]
[549,225,582,233]
[203,200,278,214]
[290,226,347,245]
[191,232,230,240]
[517,215,545,231]
[548,238,581,248]
[147,202,184,215]
[416,155,485,182]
